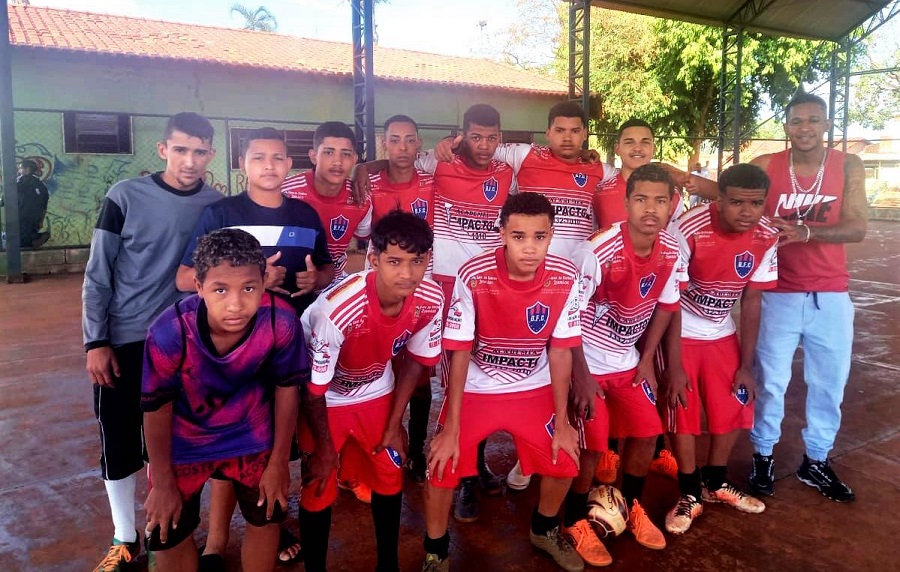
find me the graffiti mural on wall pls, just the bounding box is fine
[5,142,134,246]
[4,142,229,247]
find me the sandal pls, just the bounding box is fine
[277,529,303,565]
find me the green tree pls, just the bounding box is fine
[230,3,278,32]
[849,21,900,130]
[494,4,831,164]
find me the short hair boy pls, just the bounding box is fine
[297,211,444,572]
[662,163,777,535]
[83,111,222,571]
[142,229,307,571]
[566,163,683,562]
[282,121,373,284]
[177,126,333,312]
[174,126,333,564]
[423,193,583,572]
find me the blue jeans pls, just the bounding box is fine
[750,291,855,461]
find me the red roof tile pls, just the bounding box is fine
[7,4,567,96]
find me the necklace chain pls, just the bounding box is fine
[789,149,827,223]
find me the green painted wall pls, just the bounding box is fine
[2,50,562,249]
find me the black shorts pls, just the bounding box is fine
[93,341,146,480]
[144,451,286,551]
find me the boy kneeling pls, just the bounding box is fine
[142,229,307,572]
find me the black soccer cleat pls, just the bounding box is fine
[454,477,479,522]
[796,455,855,503]
[749,453,775,497]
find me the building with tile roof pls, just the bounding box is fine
[2,4,567,266]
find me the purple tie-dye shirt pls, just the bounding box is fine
[141,293,309,464]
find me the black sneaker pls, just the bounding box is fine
[453,477,479,522]
[477,463,505,496]
[749,453,775,497]
[796,455,855,503]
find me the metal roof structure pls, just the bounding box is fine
[565,0,900,171]
[592,0,893,42]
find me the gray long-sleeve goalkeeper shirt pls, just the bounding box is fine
[82,173,222,350]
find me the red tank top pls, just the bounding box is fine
[765,149,848,292]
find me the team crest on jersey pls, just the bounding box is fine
[482,177,499,201]
[544,413,557,437]
[735,385,750,406]
[526,301,551,334]
[392,329,413,356]
[734,250,755,279]
[573,173,588,187]
[330,214,349,240]
[638,273,657,298]
[411,198,429,219]
[640,379,657,405]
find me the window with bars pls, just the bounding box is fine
[63,112,132,154]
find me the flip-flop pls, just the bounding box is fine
[277,529,303,565]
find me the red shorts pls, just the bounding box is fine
[603,368,663,439]
[298,394,403,512]
[577,378,610,453]
[664,335,753,435]
[146,450,283,551]
[428,386,579,489]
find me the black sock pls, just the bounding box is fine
[531,508,559,536]
[371,492,402,572]
[476,439,490,476]
[608,438,619,452]
[408,383,432,459]
[677,469,702,499]
[702,465,728,491]
[423,531,450,560]
[621,472,645,507]
[562,491,590,528]
[653,434,666,458]
[298,505,332,572]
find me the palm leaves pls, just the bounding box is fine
[230,3,278,32]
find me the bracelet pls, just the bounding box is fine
[801,224,811,243]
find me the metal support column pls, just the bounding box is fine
[827,41,851,151]
[0,1,22,282]
[351,0,375,161]
[717,25,742,169]
[828,0,900,149]
[567,0,590,145]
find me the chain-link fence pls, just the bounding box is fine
[4,109,896,250]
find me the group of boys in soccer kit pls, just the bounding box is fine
[83,96,844,572]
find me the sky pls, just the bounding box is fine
[30,0,522,59]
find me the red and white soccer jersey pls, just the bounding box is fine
[368,168,436,226]
[443,247,582,394]
[494,144,616,257]
[593,168,684,231]
[416,152,514,282]
[673,203,778,340]
[366,168,436,276]
[282,170,373,278]
[301,271,443,406]
[574,223,683,374]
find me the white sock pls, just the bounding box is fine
[104,475,137,543]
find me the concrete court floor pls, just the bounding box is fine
[0,220,897,572]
